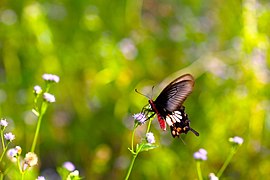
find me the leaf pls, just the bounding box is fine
[31,109,39,116]
[139,143,158,152]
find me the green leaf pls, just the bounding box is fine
[140,143,158,152]
[31,109,39,116]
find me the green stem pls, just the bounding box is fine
[45,83,51,93]
[217,147,238,177]
[125,143,144,180]
[30,102,48,152]
[196,161,203,180]
[33,95,40,113]
[16,149,25,180]
[0,130,5,149]
[126,114,154,180]
[0,142,10,163]
[131,125,136,153]
[17,156,22,174]
[125,153,137,180]
[126,118,152,180]
[146,118,153,134]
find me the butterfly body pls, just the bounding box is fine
[141,74,199,138]
[149,99,167,130]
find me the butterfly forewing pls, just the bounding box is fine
[154,74,194,112]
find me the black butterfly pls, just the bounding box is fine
[140,74,199,138]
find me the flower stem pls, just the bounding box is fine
[146,118,153,133]
[31,102,48,152]
[125,153,137,180]
[196,161,203,180]
[45,83,51,93]
[0,142,10,163]
[17,156,23,174]
[217,146,238,177]
[125,143,144,180]
[126,118,152,180]
[130,123,138,153]
[0,130,5,149]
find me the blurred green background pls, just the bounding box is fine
[1,0,270,179]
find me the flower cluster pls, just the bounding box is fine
[193,148,208,161]
[23,152,38,170]
[0,119,8,128]
[36,176,46,180]
[34,85,42,95]
[7,146,22,162]
[209,173,219,180]
[0,119,15,149]
[63,161,76,172]
[34,74,59,104]
[4,132,15,142]
[43,92,56,103]
[0,73,60,179]
[133,113,147,125]
[42,74,60,83]
[3,125,38,171]
[146,132,155,144]
[7,146,39,173]
[30,74,59,154]
[229,136,244,145]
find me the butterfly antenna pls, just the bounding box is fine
[135,89,151,99]
[151,86,155,99]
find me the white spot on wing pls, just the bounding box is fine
[166,116,173,126]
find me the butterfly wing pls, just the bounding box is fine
[154,74,194,112]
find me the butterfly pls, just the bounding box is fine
[139,74,199,138]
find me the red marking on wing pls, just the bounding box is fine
[157,114,166,130]
[149,99,166,130]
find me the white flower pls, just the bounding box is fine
[133,113,147,124]
[42,74,60,83]
[146,132,155,144]
[24,152,38,167]
[67,170,80,179]
[7,148,18,162]
[0,119,8,127]
[229,136,244,145]
[15,146,22,155]
[43,93,56,103]
[209,173,219,180]
[198,148,207,156]
[63,161,75,172]
[193,148,207,161]
[4,132,15,142]
[34,85,42,95]
[36,176,46,180]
